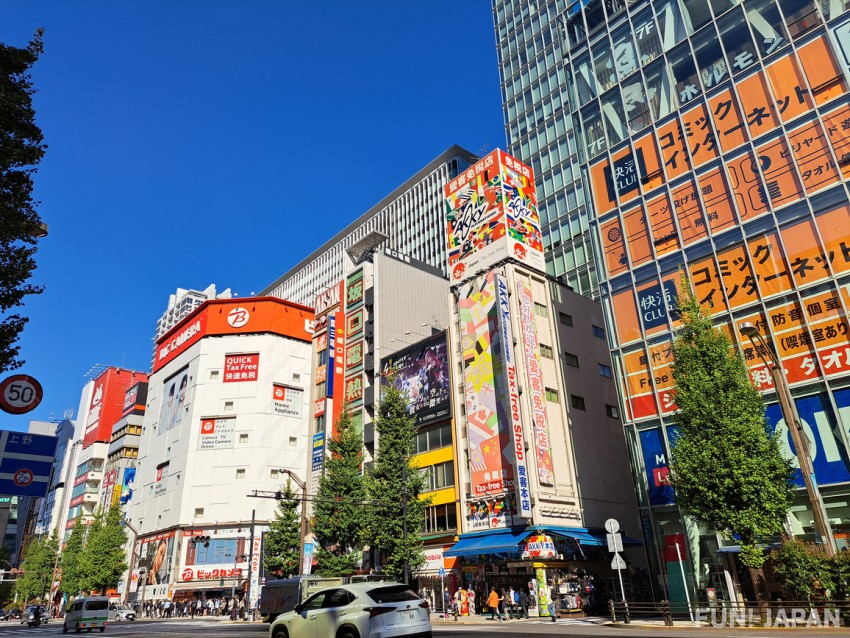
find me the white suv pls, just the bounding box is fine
[269,582,430,638]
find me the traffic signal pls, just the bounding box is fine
[191,535,211,548]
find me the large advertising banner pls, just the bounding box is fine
[639,428,674,506]
[380,333,451,427]
[84,368,148,446]
[515,282,554,487]
[445,149,544,284]
[139,532,176,587]
[494,275,531,518]
[466,493,517,531]
[159,366,192,434]
[458,271,514,498]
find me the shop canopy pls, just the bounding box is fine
[543,526,643,546]
[444,529,532,557]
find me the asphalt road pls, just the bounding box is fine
[0,618,846,638]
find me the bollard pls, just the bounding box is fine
[609,599,617,623]
[661,600,673,626]
[623,600,631,624]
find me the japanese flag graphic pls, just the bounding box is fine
[201,419,216,434]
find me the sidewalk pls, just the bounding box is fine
[430,613,610,625]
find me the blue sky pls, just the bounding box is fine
[0,1,505,429]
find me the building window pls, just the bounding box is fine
[270,469,280,480]
[559,312,573,327]
[540,344,554,359]
[563,352,579,368]
[599,364,613,378]
[194,508,204,518]
[414,422,452,454]
[571,395,587,410]
[239,433,249,444]
[235,469,246,480]
[210,370,220,380]
[424,461,455,491]
[292,373,301,382]
[289,436,298,447]
[592,325,605,339]
[545,387,560,402]
[422,503,458,534]
[606,404,620,419]
[533,302,549,318]
[224,401,234,411]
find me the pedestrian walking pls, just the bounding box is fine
[468,589,476,615]
[442,587,451,619]
[487,587,503,621]
[546,582,556,622]
[519,588,529,618]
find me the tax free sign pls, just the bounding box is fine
[0,430,58,497]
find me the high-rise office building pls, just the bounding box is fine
[154,285,233,342]
[259,145,477,306]
[493,0,850,603]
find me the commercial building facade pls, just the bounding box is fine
[129,297,313,605]
[493,0,850,604]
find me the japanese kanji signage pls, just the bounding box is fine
[272,384,303,418]
[0,430,57,497]
[198,418,235,450]
[224,354,259,383]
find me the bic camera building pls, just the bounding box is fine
[493,0,850,604]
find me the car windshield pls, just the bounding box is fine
[367,585,420,603]
[87,601,108,611]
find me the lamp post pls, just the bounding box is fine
[230,554,248,600]
[739,322,837,556]
[120,518,139,605]
[277,469,308,575]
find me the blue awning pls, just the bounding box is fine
[542,526,643,547]
[444,529,532,557]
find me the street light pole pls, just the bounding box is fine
[739,322,837,556]
[120,519,139,605]
[278,470,308,575]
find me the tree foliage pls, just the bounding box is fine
[0,30,47,372]
[364,376,428,581]
[668,276,795,569]
[15,531,57,603]
[59,522,87,597]
[772,539,833,601]
[313,404,366,576]
[263,480,301,578]
[81,508,127,595]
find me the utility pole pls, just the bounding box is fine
[245,509,256,619]
[120,518,139,605]
[275,469,308,574]
[402,461,409,586]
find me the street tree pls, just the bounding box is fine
[14,531,58,603]
[263,479,301,578]
[364,376,428,582]
[81,508,127,595]
[0,30,47,372]
[313,404,366,576]
[668,277,795,595]
[59,522,88,597]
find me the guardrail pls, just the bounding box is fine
[608,599,850,627]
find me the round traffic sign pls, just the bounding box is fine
[13,469,34,487]
[604,518,620,534]
[0,375,43,415]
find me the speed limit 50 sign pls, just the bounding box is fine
[0,375,43,415]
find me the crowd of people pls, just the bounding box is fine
[136,596,249,620]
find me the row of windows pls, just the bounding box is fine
[563,351,612,376]
[414,422,452,454]
[422,503,458,534]
[422,461,454,492]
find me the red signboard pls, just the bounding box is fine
[84,368,147,446]
[224,354,259,383]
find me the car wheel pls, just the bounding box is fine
[272,627,288,638]
[63,624,68,634]
[336,626,359,638]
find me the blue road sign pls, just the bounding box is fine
[0,430,58,498]
[438,567,445,577]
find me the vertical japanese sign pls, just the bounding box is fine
[495,274,531,518]
[445,149,544,284]
[343,269,365,434]
[458,271,514,498]
[311,432,324,472]
[516,283,555,486]
[638,428,674,506]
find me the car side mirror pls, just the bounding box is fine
[293,604,303,614]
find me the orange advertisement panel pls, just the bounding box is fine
[590,140,657,217]
[681,101,720,168]
[716,244,759,310]
[737,311,775,391]
[670,181,708,245]
[736,72,780,139]
[798,35,848,106]
[622,349,658,420]
[602,218,628,276]
[635,133,664,192]
[708,88,748,153]
[647,341,676,414]
[657,117,689,181]
[612,288,642,346]
[727,150,769,223]
[647,192,680,257]
[822,103,850,178]
[766,54,815,123]
[756,137,805,209]
[781,218,832,288]
[697,167,738,234]
[789,120,841,194]
[802,288,850,379]
[690,254,730,314]
[815,204,850,277]
[624,205,653,267]
[747,232,793,299]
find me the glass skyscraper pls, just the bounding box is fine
[494,0,850,602]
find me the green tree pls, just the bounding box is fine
[313,404,366,576]
[263,480,301,578]
[364,377,428,582]
[14,532,57,603]
[668,276,795,590]
[0,30,47,372]
[81,508,127,595]
[59,522,88,598]
[772,538,833,601]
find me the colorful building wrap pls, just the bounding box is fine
[516,283,555,486]
[445,149,544,284]
[495,274,531,517]
[459,271,514,497]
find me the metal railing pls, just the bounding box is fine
[609,599,850,627]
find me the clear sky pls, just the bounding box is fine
[0,1,506,430]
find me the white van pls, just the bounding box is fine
[63,597,109,633]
